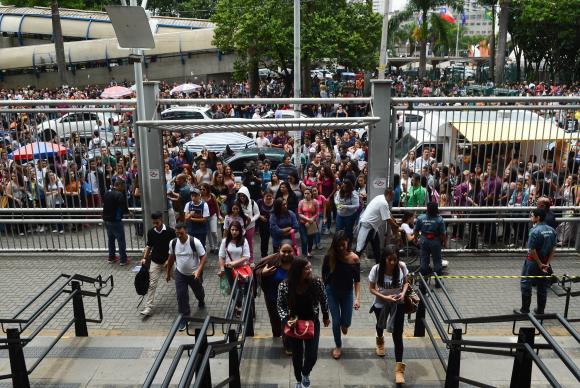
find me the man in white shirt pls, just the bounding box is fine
[414,148,434,173]
[166,223,207,331]
[255,131,271,148]
[355,188,400,263]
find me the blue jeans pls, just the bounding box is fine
[105,221,127,262]
[520,259,549,299]
[419,237,442,276]
[299,223,315,256]
[335,213,357,240]
[325,285,354,348]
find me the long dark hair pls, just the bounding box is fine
[276,181,297,202]
[286,257,312,313]
[339,179,354,198]
[227,201,248,225]
[273,197,288,217]
[225,220,245,247]
[377,244,401,289]
[326,230,351,273]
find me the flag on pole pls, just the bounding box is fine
[461,11,466,26]
[484,7,493,21]
[439,7,456,24]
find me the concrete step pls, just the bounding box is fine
[0,335,577,387]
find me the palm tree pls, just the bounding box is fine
[51,0,67,85]
[495,0,510,84]
[406,0,462,78]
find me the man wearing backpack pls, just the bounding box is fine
[184,187,210,248]
[140,212,176,317]
[166,223,207,331]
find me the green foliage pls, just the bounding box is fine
[211,0,381,81]
[9,0,113,10]
[509,0,580,81]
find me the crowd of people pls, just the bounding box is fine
[1,76,576,386]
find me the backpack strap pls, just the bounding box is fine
[172,236,200,258]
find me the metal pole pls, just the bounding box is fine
[510,327,535,388]
[293,0,301,176]
[444,328,462,388]
[455,20,460,57]
[378,0,390,79]
[71,281,88,337]
[7,328,29,388]
[228,329,241,388]
[369,79,392,200]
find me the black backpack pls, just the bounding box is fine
[134,265,150,296]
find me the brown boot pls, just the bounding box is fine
[395,362,406,384]
[375,336,385,357]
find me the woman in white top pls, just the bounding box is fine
[195,160,213,185]
[44,171,65,233]
[368,244,408,384]
[236,186,261,263]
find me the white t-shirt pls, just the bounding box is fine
[195,169,213,185]
[359,195,391,231]
[219,239,250,263]
[168,236,206,275]
[368,262,408,308]
[256,137,271,147]
[401,223,413,237]
[183,201,210,219]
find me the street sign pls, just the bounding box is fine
[106,6,155,49]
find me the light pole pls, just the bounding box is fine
[378,0,391,79]
[293,0,301,174]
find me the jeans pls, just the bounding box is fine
[373,304,405,362]
[289,319,321,382]
[520,259,549,299]
[325,285,354,348]
[258,219,271,257]
[174,269,205,316]
[355,222,381,263]
[419,237,442,276]
[105,221,127,262]
[336,213,357,240]
[298,223,315,256]
[144,261,165,310]
[190,231,207,249]
[264,295,290,350]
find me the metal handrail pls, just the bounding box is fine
[0,273,114,386]
[414,273,579,387]
[142,275,255,388]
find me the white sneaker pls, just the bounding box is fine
[52,229,58,233]
[442,259,449,267]
[59,230,64,234]
[140,307,152,316]
[39,226,45,233]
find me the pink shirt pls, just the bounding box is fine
[297,199,319,224]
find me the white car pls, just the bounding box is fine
[160,106,214,120]
[37,112,120,143]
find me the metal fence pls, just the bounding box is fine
[1,95,580,253]
[0,100,143,252]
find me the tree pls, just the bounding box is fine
[494,0,510,84]
[404,0,462,78]
[211,0,381,96]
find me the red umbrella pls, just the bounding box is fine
[10,142,69,161]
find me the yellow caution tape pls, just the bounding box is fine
[426,275,578,279]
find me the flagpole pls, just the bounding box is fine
[455,21,460,57]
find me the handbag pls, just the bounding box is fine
[283,317,315,340]
[226,250,252,280]
[404,287,420,314]
[306,221,318,236]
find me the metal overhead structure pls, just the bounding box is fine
[136,84,393,209]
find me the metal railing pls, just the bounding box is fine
[413,273,580,387]
[143,275,255,388]
[0,273,114,387]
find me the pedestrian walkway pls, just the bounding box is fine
[0,252,578,335]
[1,335,578,387]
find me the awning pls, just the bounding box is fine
[452,121,576,143]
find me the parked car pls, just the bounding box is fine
[160,106,214,120]
[37,112,121,143]
[224,147,286,179]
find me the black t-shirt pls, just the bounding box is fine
[102,190,128,222]
[321,255,361,298]
[146,226,177,264]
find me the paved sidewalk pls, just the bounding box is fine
[0,251,578,335]
[1,335,578,387]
